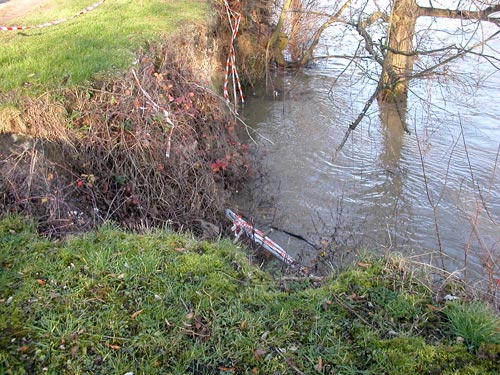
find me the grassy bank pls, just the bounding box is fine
[1,215,499,374]
[0,0,206,94]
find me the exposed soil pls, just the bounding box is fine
[0,0,49,24]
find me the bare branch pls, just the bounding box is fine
[353,21,385,66]
[410,29,500,80]
[293,0,354,66]
[332,85,380,160]
[383,43,465,57]
[419,4,500,22]
[311,54,374,61]
[415,124,445,270]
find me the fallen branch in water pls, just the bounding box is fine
[332,85,380,161]
[270,225,318,249]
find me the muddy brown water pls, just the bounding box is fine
[231,22,500,287]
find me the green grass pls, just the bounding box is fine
[445,301,500,351]
[1,215,500,374]
[0,0,207,94]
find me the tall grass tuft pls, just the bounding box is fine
[444,301,500,351]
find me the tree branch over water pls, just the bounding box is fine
[410,30,500,80]
[332,85,381,161]
[292,0,353,66]
[418,4,500,21]
[270,1,500,158]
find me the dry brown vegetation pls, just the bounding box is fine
[0,0,275,237]
[0,30,251,237]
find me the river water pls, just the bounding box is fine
[232,17,500,288]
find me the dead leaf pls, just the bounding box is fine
[218,367,235,372]
[93,287,109,299]
[240,320,246,330]
[131,309,144,319]
[357,261,371,268]
[70,345,79,358]
[254,348,268,360]
[348,293,366,300]
[315,356,323,372]
[37,279,46,285]
[105,342,121,350]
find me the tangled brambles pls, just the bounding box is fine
[0,42,249,237]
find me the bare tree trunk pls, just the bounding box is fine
[378,0,419,102]
[288,0,304,62]
[266,0,293,67]
[378,1,500,103]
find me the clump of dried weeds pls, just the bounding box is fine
[0,41,249,237]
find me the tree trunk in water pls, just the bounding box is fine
[267,0,293,67]
[379,0,419,102]
[288,0,304,62]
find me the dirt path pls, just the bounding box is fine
[0,0,49,24]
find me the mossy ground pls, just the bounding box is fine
[1,215,499,374]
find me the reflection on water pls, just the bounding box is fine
[232,52,500,287]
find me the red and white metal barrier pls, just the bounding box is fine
[222,0,244,106]
[1,0,105,31]
[226,208,296,266]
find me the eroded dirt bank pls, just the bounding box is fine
[0,1,272,236]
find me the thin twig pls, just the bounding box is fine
[188,80,275,145]
[414,124,445,271]
[332,84,380,161]
[131,68,175,158]
[271,346,306,375]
